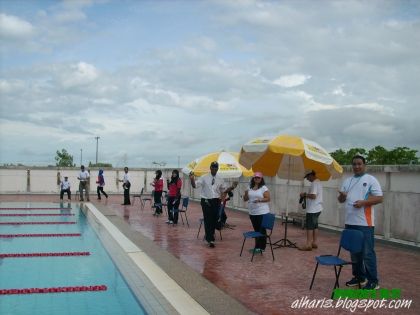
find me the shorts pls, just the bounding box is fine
[306,212,321,230]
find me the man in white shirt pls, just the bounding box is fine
[60,176,71,201]
[338,155,383,290]
[77,165,90,201]
[118,167,131,205]
[189,161,237,248]
[298,170,323,251]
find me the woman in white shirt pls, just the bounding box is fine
[243,172,271,253]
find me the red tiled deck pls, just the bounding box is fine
[1,194,419,315]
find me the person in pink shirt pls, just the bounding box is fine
[166,169,182,224]
[151,170,164,216]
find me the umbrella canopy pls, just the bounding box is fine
[182,151,253,178]
[239,135,343,181]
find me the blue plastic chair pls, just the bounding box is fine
[240,213,275,262]
[309,229,364,294]
[179,197,189,227]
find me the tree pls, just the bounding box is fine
[330,147,367,165]
[330,146,419,165]
[55,149,75,167]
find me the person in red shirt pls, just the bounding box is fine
[151,170,164,216]
[166,169,182,224]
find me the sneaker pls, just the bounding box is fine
[165,220,170,223]
[208,242,215,248]
[363,281,380,290]
[346,277,368,287]
[312,243,318,249]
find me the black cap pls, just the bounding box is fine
[304,170,315,179]
[210,161,219,168]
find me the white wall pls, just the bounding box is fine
[1,166,419,245]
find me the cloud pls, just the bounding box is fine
[273,74,311,88]
[0,14,35,39]
[0,0,419,166]
[59,62,99,88]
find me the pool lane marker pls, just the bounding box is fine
[0,208,71,210]
[0,213,74,216]
[0,285,107,295]
[0,252,90,258]
[0,233,81,238]
[0,221,76,225]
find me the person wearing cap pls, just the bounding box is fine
[243,172,271,253]
[60,176,71,201]
[77,165,90,202]
[189,161,237,248]
[298,170,323,251]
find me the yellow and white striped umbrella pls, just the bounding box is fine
[182,151,253,178]
[239,135,343,181]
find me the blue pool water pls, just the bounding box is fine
[0,202,146,315]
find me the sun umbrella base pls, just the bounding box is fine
[273,238,297,249]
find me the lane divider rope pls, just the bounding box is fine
[0,233,81,238]
[0,208,71,210]
[0,285,107,295]
[0,252,90,258]
[0,222,76,225]
[0,214,74,216]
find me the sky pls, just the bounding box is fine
[0,0,419,168]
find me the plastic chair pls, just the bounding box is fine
[161,191,168,216]
[309,229,364,296]
[132,188,152,209]
[240,213,275,262]
[178,197,189,227]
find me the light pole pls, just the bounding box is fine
[95,136,100,165]
[80,149,83,166]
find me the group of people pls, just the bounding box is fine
[60,154,383,290]
[149,169,183,224]
[59,165,109,202]
[189,155,383,290]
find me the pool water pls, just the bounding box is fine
[0,202,146,315]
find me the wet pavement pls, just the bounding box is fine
[1,194,419,315]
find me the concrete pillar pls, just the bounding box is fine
[27,169,31,192]
[116,170,120,192]
[383,171,392,240]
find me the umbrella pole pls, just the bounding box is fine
[274,156,297,249]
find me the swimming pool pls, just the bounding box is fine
[0,202,146,315]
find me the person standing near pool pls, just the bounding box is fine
[77,165,90,202]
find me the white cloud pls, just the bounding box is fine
[273,74,311,88]
[60,62,99,88]
[54,10,86,23]
[343,122,395,138]
[0,14,35,39]
[0,0,419,166]
[0,79,25,93]
[332,85,346,96]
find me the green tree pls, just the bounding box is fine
[331,146,419,165]
[388,147,419,164]
[367,146,390,164]
[55,149,75,167]
[330,148,367,165]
